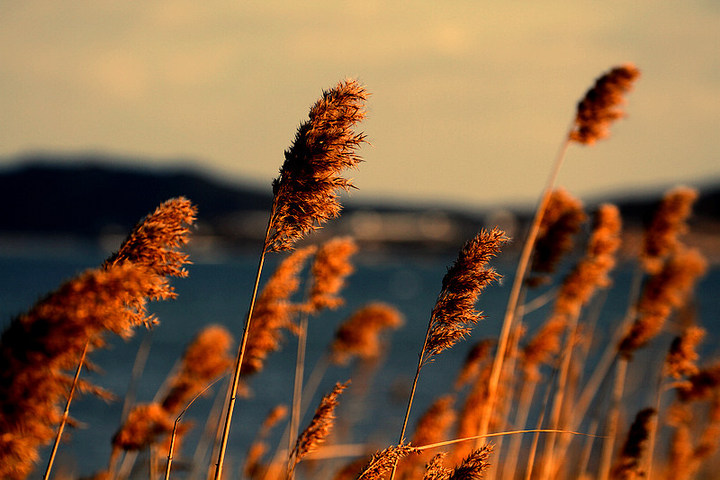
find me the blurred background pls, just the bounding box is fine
[1,2,719,478]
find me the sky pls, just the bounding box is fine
[1,1,718,209]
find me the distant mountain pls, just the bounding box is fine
[1,154,718,254]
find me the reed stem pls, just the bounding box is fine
[478,137,570,440]
[598,356,628,480]
[213,211,274,480]
[288,311,310,480]
[43,340,89,480]
[388,321,433,480]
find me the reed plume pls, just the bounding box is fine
[161,325,234,414]
[245,405,288,479]
[640,186,698,274]
[424,229,507,360]
[569,63,641,145]
[454,339,495,391]
[242,246,316,376]
[610,408,656,480]
[357,444,418,480]
[423,453,452,480]
[665,325,705,380]
[447,445,493,480]
[528,188,587,286]
[216,79,368,479]
[619,247,707,358]
[0,264,164,480]
[306,236,358,313]
[112,403,174,452]
[389,229,506,480]
[289,381,348,475]
[268,79,368,252]
[329,302,405,366]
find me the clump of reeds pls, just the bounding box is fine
[0,264,165,480]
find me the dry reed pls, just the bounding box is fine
[640,186,698,274]
[215,79,368,480]
[289,381,349,475]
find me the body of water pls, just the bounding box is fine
[1,243,718,478]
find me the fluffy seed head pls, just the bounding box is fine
[569,63,640,145]
[268,79,368,252]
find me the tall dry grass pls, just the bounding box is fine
[1,66,718,480]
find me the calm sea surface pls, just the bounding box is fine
[1,243,718,478]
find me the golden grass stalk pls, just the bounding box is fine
[640,186,698,274]
[215,79,368,480]
[391,229,506,479]
[0,264,164,480]
[288,381,349,477]
[479,64,639,443]
[527,188,587,287]
[610,407,656,480]
[161,325,234,415]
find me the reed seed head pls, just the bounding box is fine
[448,444,493,480]
[529,188,587,286]
[307,236,358,313]
[665,325,705,380]
[611,408,656,480]
[619,247,707,358]
[290,381,349,469]
[554,204,622,319]
[268,79,368,252]
[356,444,418,480]
[243,246,316,375]
[640,186,698,274]
[569,63,640,145]
[111,403,174,452]
[329,302,405,366]
[425,229,507,361]
[161,324,234,415]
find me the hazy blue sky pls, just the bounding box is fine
[1,2,718,208]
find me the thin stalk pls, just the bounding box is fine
[524,363,558,480]
[598,356,628,480]
[213,212,274,480]
[478,137,571,440]
[287,311,310,480]
[539,313,580,480]
[645,369,665,480]
[165,375,226,480]
[503,378,538,480]
[388,320,434,480]
[43,340,89,480]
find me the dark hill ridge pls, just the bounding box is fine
[1,156,718,253]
